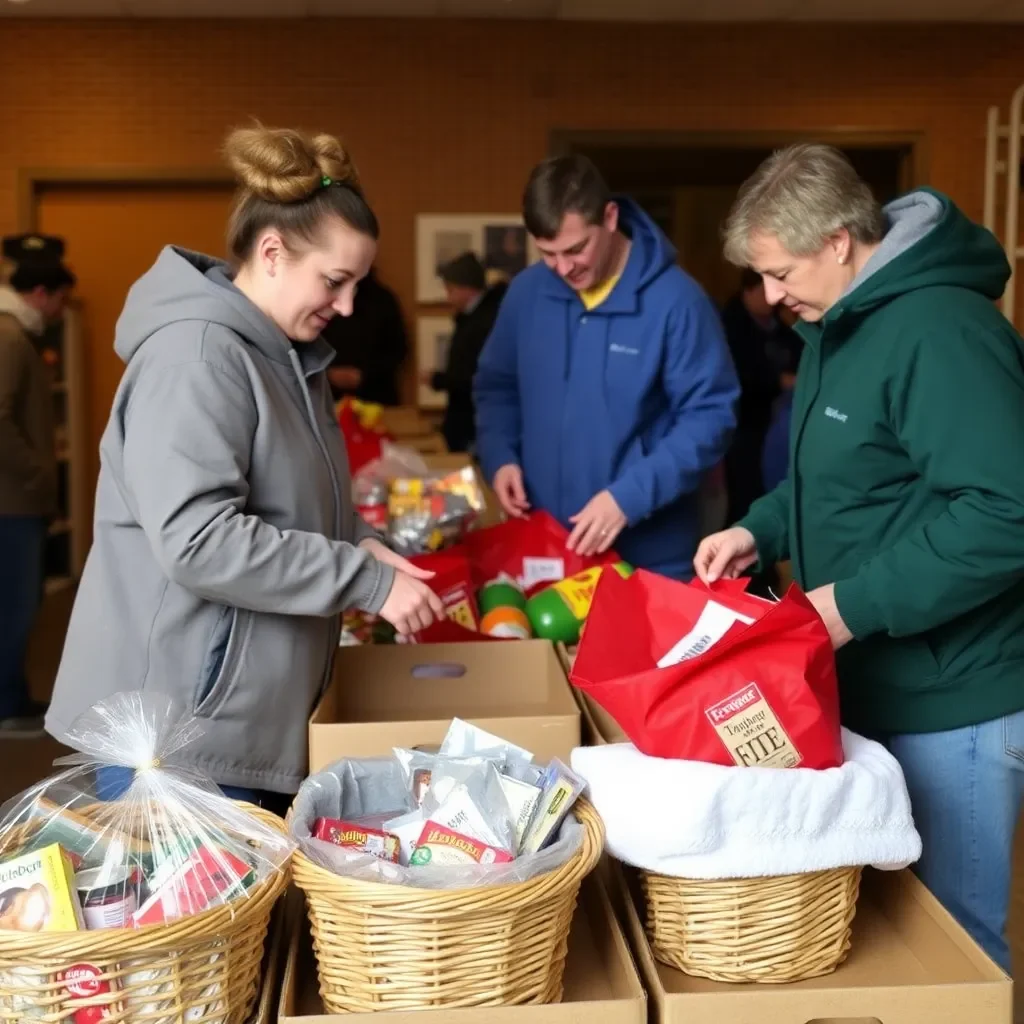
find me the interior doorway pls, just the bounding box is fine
[551,130,927,307]
[20,172,235,538]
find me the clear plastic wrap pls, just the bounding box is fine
[0,692,294,934]
[291,755,584,889]
[438,718,534,766]
[352,442,485,557]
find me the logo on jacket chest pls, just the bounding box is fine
[824,406,848,423]
[609,343,640,356]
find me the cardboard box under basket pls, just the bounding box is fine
[278,875,646,1024]
[609,860,1010,1024]
[309,639,579,772]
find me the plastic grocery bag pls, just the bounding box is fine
[0,691,294,934]
[571,571,844,770]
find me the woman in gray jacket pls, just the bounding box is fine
[46,125,444,808]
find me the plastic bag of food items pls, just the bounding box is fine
[353,443,485,556]
[290,719,586,889]
[338,398,394,475]
[570,572,844,770]
[0,691,294,938]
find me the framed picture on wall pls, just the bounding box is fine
[415,214,541,303]
[416,315,454,410]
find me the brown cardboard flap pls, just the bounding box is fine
[309,640,580,771]
[612,863,1010,1024]
[558,643,626,747]
[279,875,646,1024]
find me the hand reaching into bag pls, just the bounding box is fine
[693,527,758,583]
[378,571,446,636]
[493,464,530,519]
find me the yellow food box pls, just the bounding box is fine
[0,843,84,932]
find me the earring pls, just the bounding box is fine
[837,254,846,265]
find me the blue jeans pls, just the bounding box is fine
[887,710,1024,975]
[95,765,259,805]
[0,516,46,718]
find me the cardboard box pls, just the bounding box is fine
[611,862,1010,1024]
[557,643,626,747]
[309,640,580,772]
[248,894,290,1024]
[278,875,646,1024]
[380,405,437,438]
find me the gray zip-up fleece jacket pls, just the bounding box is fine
[46,247,395,794]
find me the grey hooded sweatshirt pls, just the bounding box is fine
[45,247,395,794]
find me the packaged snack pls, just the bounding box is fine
[387,467,484,556]
[410,824,514,867]
[312,817,400,863]
[382,809,425,867]
[438,719,534,767]
[393,748,438,806]
[421,760,516,854]
[498,774,542,850]
[131,844,255,927]
[526,562,633,645]
[520,760,586,855]
[0,843,84,932]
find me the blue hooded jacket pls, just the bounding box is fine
[473,198,739,578]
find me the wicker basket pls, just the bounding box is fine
[642,865,863,984]
[0,805,291,1024]
[292,798,604,1013]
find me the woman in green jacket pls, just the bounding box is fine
[696,143,1024,974]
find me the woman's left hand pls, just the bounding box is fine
[359,537,436,581]
[806,583,853,650]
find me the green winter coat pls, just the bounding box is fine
[740,188,1024,735]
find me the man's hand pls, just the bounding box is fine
[567,490,627,556]
[328,366,363,391]
[493,464,530,519]
[693,527,758,583]
[806,583,854,650]
[359,537,436,582]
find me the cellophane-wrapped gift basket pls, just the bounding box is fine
[0,692,294,1024]
[569,571,923,984]
[289,718,604,1012]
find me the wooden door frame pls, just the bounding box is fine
[16,167,235,231]
[549,128,930,191]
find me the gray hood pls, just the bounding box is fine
[115,246,334,374]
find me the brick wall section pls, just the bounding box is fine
[1,18,1022,332]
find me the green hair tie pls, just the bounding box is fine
[321,175,333,188]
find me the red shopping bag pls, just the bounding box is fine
[338,400,394,475]
[571,571,843,770]
[463,511,620,597]
[405,550,505,644]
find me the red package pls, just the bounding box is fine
[407,550,485,644]
[463,511,619,598]
[338,400,394,475]
[570,571,843,770]
[313,817,401,863]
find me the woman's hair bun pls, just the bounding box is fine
[223,124,361,204]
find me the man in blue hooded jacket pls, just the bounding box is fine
[473,155,739,578]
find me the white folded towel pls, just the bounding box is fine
[570,728,921,880]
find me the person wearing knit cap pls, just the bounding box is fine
[0,233,75,738]
[423,251,506,453]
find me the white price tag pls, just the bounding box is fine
[520,557,565,589]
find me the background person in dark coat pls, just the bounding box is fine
[719,267,802,524]
[425,252,506,453]
[321,265,408,406]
